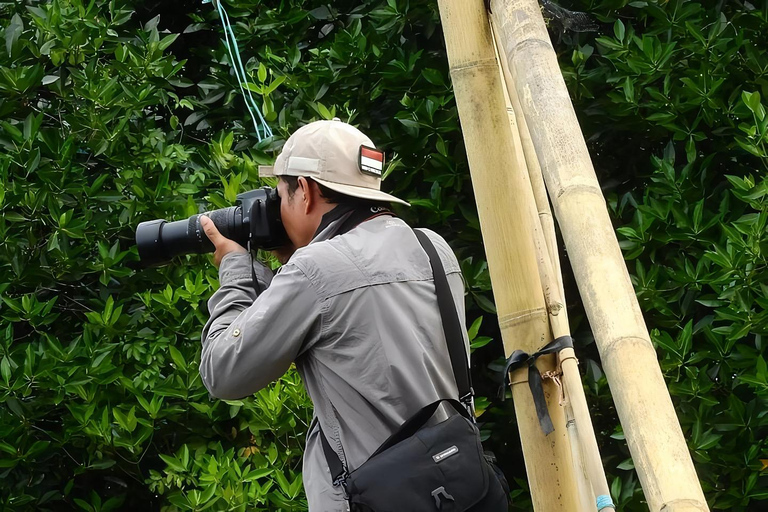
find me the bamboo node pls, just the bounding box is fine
[449,58,498,74]
[555,181,603,200]
[498,307,548,330]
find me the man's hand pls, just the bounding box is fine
[200,215,247,268]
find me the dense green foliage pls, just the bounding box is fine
[560,1,768,509]
[0,0,766,510]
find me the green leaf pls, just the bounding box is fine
[113,407,137,433]
[159,454,186,473]
[614,20,625,41]
[73,499,94,512]
[470,336,492,350]
[467,317,482,340]
[274,470,291,495]
[168,345,187,372]
[742,91,762,117]
[158,33,179,51]
[421,68,443,86]
[258,63,267,83]
[472,294,496,314]
[88,459,116,470]
[5,14,23,56]
[757,356,767,382]
[0,356,11,384]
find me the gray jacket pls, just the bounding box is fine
[200,213,469,511]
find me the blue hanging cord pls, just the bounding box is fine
[203,0,273,141]
[596,494,615,511]
[216,2,272,139]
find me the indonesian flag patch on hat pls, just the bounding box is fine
[359,145,384,177]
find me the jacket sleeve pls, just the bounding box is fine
[200,252,322,400]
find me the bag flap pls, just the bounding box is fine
[347,414,489,511]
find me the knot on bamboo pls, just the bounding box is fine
[547,301,563,316]
[499,335,574,435]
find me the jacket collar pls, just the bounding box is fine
[311,204,393,244]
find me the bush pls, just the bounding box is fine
[0,0,766,510]
[560,0,768,509]
[0,1,468,510]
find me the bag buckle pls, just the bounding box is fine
[333,472,350,501]
[431,486,455,509]
[332,472,348,488]
[460,388,475,416]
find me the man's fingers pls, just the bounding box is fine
[201,215,247,268]
[200,216,222,244]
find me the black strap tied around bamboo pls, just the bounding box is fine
[498,335,574,436]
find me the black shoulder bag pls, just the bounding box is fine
[318,230,510,512]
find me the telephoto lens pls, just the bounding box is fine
[135,207,245,267]
[134,187,287,267]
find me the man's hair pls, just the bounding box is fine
[280,176,384,208]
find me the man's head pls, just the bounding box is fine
[260,119,407,249]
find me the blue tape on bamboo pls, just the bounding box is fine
[204,0,273,141]
[596,494,615,511]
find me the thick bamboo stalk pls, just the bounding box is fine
[436,1,583,510]
[490,1,709,511]
[494,29,565,302]
[520,137,614,511]
[516,110,599,512]
[494,37,598,512]
[530,203,615,511]
[491,22,566,316]
[494,22,614,510]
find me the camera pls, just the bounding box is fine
[135,187,288,267]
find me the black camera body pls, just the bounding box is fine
[135,187,288,267]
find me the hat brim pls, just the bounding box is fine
[258,165,276,177]
[312,177,410,206]
[258,165,409,206]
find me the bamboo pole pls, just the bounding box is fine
[493,35,598,512]
[492,21,616,512]
[491,21,566,318]
[490,1,709,511]
[507,63,566,302]
[502,53,565,301]
[531,204,615,512]
[436,1,583,510]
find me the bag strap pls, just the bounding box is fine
[413,229,474,407]
[370,398,470,458]
[318,229,474,487]
[316,419,348,488]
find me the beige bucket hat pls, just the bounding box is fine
[258,119,409,206]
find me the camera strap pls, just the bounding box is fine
[313,203,394,242]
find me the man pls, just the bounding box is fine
[199,119,470,510]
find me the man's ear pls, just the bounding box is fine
[297,177,314,214]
